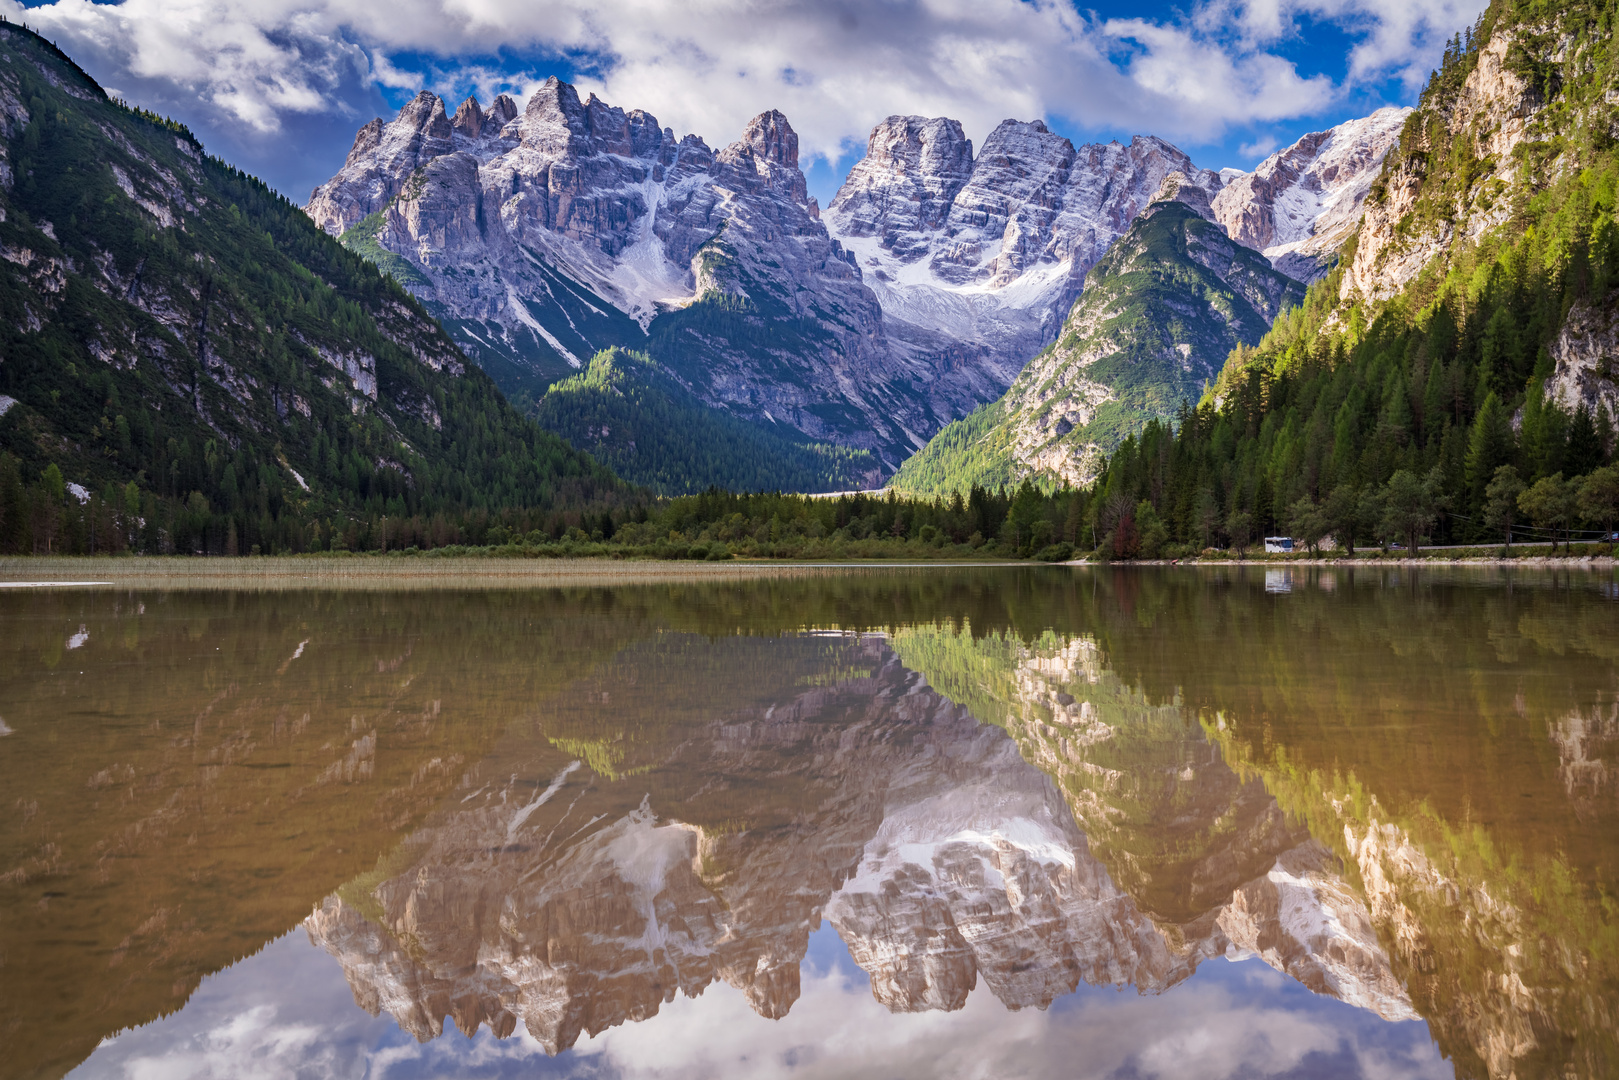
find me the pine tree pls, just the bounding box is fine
[1483,466,1526,548]
[1465,392,1515,513]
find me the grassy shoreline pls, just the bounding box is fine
[0,547,1612,591]
[0,555,1034,590]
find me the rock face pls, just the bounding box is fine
[1340,34,1542,304]
[309,85,1409,477]
[305,90,467,237]
[891,199,1305,492]
[309,81,916,471]
[826,122,1226,396]
[304,634,1413,1049]
[1545,297,1619,420]
[1211,107,1411,282]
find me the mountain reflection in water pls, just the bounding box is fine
[1,567,1614,1080]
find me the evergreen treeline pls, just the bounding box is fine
[888,399,1018,497]
[597,485,1089,561]
[0,456,1095,559]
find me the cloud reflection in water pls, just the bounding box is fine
[75,925,1447,1080]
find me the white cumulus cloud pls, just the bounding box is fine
[0,0,1485,184]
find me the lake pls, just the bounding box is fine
[1,565,1615,1079]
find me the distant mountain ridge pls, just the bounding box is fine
[307,86,1406,488]
[1212,106,1413,282]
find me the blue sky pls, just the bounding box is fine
[5,0,1485,207]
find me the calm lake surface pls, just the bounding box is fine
[2,565,1615,1080]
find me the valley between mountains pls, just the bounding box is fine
[7,0,1619,561]
[304,79,1409,494]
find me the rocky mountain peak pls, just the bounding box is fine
[488,93,517,127]
[743,108,798,168]
[972,117,1072,174]
[1152,170,1188,201]
[832,115,974,246]
[307,90,457,234]
[1151,169,1219,222]
[1213,106,1410,282]
[305,78,935,465]
[869,116,972,181]
[717,109,808,203]
[450,96,482,140]
[343,117,385,167]
[403,89,453,144]
[520,76,590,154]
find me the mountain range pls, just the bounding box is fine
[306,84,1409,491]
[9,0,1597,539]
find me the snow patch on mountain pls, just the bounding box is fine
[825,118,1226,386]
[1213,107,1412,282]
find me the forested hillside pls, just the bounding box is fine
[1088,0,1619,557]
[892,199,1305,496]
[0,19,621,556]
[531,348,874,496]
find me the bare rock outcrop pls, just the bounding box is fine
[1547,297,1619,419]
[1212,106,1411,283]
[1340,33,1541,303]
